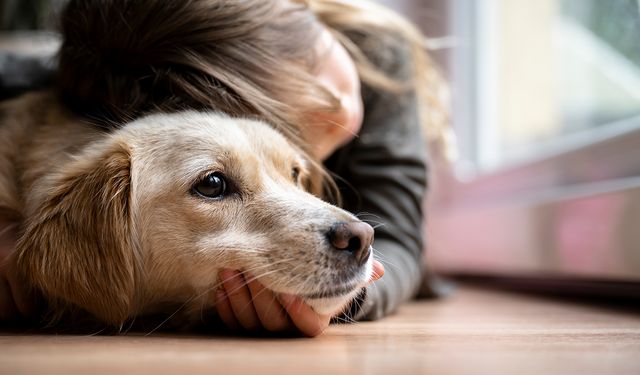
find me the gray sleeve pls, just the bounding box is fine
[325,42,428,320]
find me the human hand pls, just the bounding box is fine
[214,260,384,337]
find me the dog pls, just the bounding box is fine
[0,91,374,327]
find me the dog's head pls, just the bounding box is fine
[15,111,373,326]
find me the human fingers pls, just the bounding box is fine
[219,269,261,331]
[369,260,385,283]
[245,275,293,332]
[213,287,241,330]
[278,294,331,337]
[245,273,291,332]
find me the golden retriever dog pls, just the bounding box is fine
[0,91,374,327]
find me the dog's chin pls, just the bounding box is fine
[301,256,374,316]
[303,288,362,315]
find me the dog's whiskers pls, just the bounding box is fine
[193,245,286,259]
[87,326,108,336]
[355,212,383,221]
[143,261,295,335]
[372,248,401,272]
[232,258,297,279]
[122,315,138,335]
[223,267,288,297]
[204,266,290,322]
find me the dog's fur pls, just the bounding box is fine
[0,91,373,327]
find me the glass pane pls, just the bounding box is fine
[559,0,640,127]
[476,0,640,169]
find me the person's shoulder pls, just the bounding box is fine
[344,28,413,80]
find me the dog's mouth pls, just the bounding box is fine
[302,282,361,300]
[300,247,373,301]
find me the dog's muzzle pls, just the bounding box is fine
[327,221,374,267]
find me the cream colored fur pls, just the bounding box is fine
[0,91,373,327]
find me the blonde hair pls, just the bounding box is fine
[306,0,450,149]
[57,0,448,201]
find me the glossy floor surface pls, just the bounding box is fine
[1,284,639,374]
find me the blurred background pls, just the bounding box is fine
[380,0,640,294]
[2,0,640,294]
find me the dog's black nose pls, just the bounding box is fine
[328,221,374,266]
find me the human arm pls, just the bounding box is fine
[324,35,429,320]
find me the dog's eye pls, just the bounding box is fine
[193,173,227,199]
[292,166,301,183]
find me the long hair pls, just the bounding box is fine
[56,0,448,201]
[306,0,449,150]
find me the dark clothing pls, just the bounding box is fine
[326,32,428,320]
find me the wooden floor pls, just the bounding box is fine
[1,284,639,374]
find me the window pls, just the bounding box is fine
[426,0,640,284]
[452,0,640,173]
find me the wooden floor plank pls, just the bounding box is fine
[1,285,639,374]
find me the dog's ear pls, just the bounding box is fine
[15,140,136,326]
